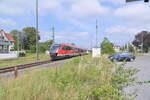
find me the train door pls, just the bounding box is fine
[61,46,68,56]
[65,46,72,56]
[70,47,75,56]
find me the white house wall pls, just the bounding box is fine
[0,52,18,59]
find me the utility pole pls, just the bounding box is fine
[90,37,93,49]
[96,19,98,47]
[17,33,19,57]
[20,33,22,50]
[36,0,39,61]
[52,26,55,44]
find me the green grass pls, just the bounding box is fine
[0,53,50,67]
[134,53,143,56]
[0,55,138,100]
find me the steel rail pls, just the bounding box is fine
[0,60,52,74]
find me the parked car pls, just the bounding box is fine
[109,52,135,62]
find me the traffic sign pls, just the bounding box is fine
[126,0,149,2]
[126,0,140,2]
[145,0,149,2]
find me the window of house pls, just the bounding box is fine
[4,45,8,51]
[0,45,2,52]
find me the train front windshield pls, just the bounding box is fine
[50,44,60,53]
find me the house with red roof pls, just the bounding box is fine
[0,29,15,53]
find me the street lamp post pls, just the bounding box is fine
[36,0,39,61]
[17,33,20,57]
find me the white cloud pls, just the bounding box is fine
[100,0,125,5]
[69,0,111,18]
[68,18,91,29]
[75,32,89,36]
[115,3,150,25]
[0,0,113,28]
[51,0,112,29]
[39,30,89,42]
[0,18,16,26]
[105,25,140,34]
[0,0,112,29]
[0,0,32,16]
[105,24,150,36]
[39,0,63,14]
[56,31,89,39]
[0,0,62,16]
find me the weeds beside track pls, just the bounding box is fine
[0,55,139,100]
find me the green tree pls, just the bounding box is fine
[128,44,135,52]
[22,27,40,52]
[132,31,150,53]
[122,44,128,52]
[10,30,22,51]
[101,37,115,55]
[124,44,128,50]
[39,40,53,53]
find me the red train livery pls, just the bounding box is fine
[49,43,86,60]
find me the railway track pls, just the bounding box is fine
[0,56,84,77]
[0,60,52,74]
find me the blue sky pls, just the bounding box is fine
[0,0,150,49]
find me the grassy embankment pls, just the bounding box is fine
[0,55,138,100]
[0,53,50,67]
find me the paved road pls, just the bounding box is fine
[125,55,150,100]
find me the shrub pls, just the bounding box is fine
[101,37,115,55]
[18,52,26,57]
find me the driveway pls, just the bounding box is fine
[125,55,150,100]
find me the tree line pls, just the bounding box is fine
[10,27,53,53]
[132,31,150,53]
[10,27,150,54]
[101,30,150,54]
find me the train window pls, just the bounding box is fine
[73,48,76,50]
[67,47,71,50]
[69,47,72,50]
[75,48,78,50]
[50,44,60,53]
[62,46,72,50]
[62,46,67,50]
[51,44,60,50]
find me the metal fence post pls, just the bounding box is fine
[14,67,18,78]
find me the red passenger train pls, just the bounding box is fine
[49,43,86,60]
